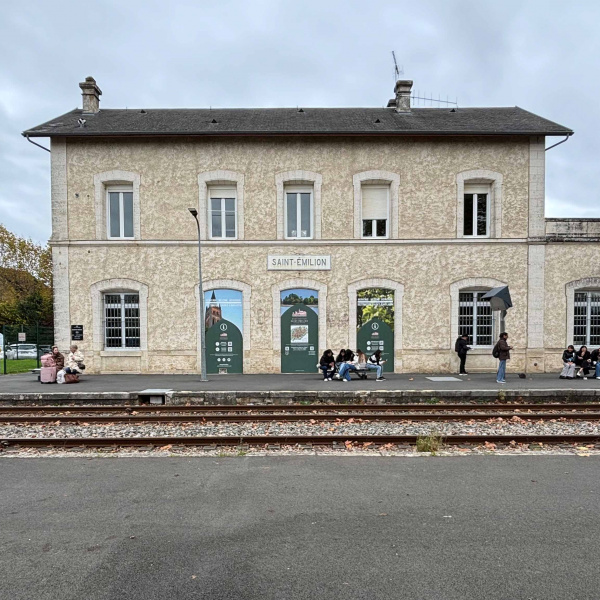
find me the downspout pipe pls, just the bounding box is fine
[545,134,571,152]
[24,135,51,153]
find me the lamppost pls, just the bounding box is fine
[188,208,208,382]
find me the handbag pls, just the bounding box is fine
[64,373,79,384]
[76,362,86,371]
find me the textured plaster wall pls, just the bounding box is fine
[65,243,529,374]
[543,244,600,372]
[65,136,530,242]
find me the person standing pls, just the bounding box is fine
[455,334,471,375]
[493,332,512,384]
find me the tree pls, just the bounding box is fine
[357,288,394,329]
[0,224,52,325]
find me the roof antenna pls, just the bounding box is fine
[391,51,403,84]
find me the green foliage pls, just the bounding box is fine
[0,224,52,326]
[281,293,318,306]
[3,359,38,374]
[357,288,394,328]
[416,432,445,454]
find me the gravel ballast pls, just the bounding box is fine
[2,418,600,438]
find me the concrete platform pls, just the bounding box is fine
[1,372,600,405]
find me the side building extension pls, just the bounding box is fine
[23,76,595,375]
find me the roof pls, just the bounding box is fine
[22,106,573,138]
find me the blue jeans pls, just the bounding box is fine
[366,363,383,378]
[320,365,334,379]
[497,360,506,382]
[338,363,357,381]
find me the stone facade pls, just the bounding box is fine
[47,130,597,375]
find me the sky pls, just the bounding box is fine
[0,0,598,244]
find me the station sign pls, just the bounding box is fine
[268,255,331,271]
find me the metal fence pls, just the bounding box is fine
[1,324,55,375]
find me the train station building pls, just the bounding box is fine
[23,76,599,375]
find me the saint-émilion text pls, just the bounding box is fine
[267,255,331,271]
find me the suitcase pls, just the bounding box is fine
[40,366,57,384]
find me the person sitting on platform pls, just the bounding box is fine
[51,346,65,371]
[560,345,576,379]
[338,349,358,382]
[590,347,600,379]
[368,349,386,381]
[319,349,335,381]
[575,345,591,380]
[65,345,85,375]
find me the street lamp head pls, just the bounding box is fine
[188,207,198,217]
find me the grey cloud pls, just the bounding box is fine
[1,0,597,243]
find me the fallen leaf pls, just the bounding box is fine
[159,445,173,451]
[191,575,196,580]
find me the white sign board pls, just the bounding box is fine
[18,332,26,342]
[267,255,331,271]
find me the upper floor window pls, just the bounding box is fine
[107,186,134,239]
[573,291,600,346]
[361,185,389,238]
[104,293,140,349]
[463,184,490,237]
[209,186,237,239]
[459,290,493,346]
[285,185,313,239]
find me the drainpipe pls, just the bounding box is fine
[545,135,571,152]
[25,135,51,153]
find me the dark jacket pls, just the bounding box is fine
[497,338,511,361]
[591,349,600,363]
[320,353,333,367]
[335,352,345,363]
[456,338,470,356]
[369,353,382,365]
[575,350,591,367]
[53,352,65,370]
[562,349,575,363]
[344,350,355,362]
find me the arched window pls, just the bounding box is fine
[566,279,600,346]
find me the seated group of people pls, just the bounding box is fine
[44,345,85,378]
[319,348,386,382]
[561,345,600,380]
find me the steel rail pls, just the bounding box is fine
[3,413,600,424]
[2,434,600,449]
[2,402,600,414]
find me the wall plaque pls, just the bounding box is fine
[267,255,331,271]
[71,325,84,341]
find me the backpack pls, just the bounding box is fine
[492,342,500,359]
[454,337,461,353]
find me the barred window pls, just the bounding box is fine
[104,293,140,349]
[459,291,493,346]
[573,291,600,346]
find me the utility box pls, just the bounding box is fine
[137,389,172,405]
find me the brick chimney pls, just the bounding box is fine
[393,80,412,112]
[79,76,102,113]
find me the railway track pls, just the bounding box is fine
[2,403,600,450]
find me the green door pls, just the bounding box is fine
[206,319,243,374]
[281,302,318,373]
[357,318,394,372]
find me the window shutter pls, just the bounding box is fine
[361,186,388,220]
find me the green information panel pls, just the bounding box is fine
[281,302,318,373]
[206,319,243,374]
[357,318,394,372]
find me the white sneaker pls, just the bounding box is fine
[342,379,348,382]
[584,377,588,380]
[328,377,332,381]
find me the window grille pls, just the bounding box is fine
[573,291,600,346]
[103,293,140,349]
[459,291,493,346]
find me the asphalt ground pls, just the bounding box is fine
[1,456,599,600]
[1,371,599,393]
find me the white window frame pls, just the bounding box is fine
[103,292,141,350]
[573,290,600,347]
[208,186,237,240]
[361,184,390,239]
[284,185,314,240]
[458,290,495,348]
[106,185,135,240]
[462,184,490,238]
